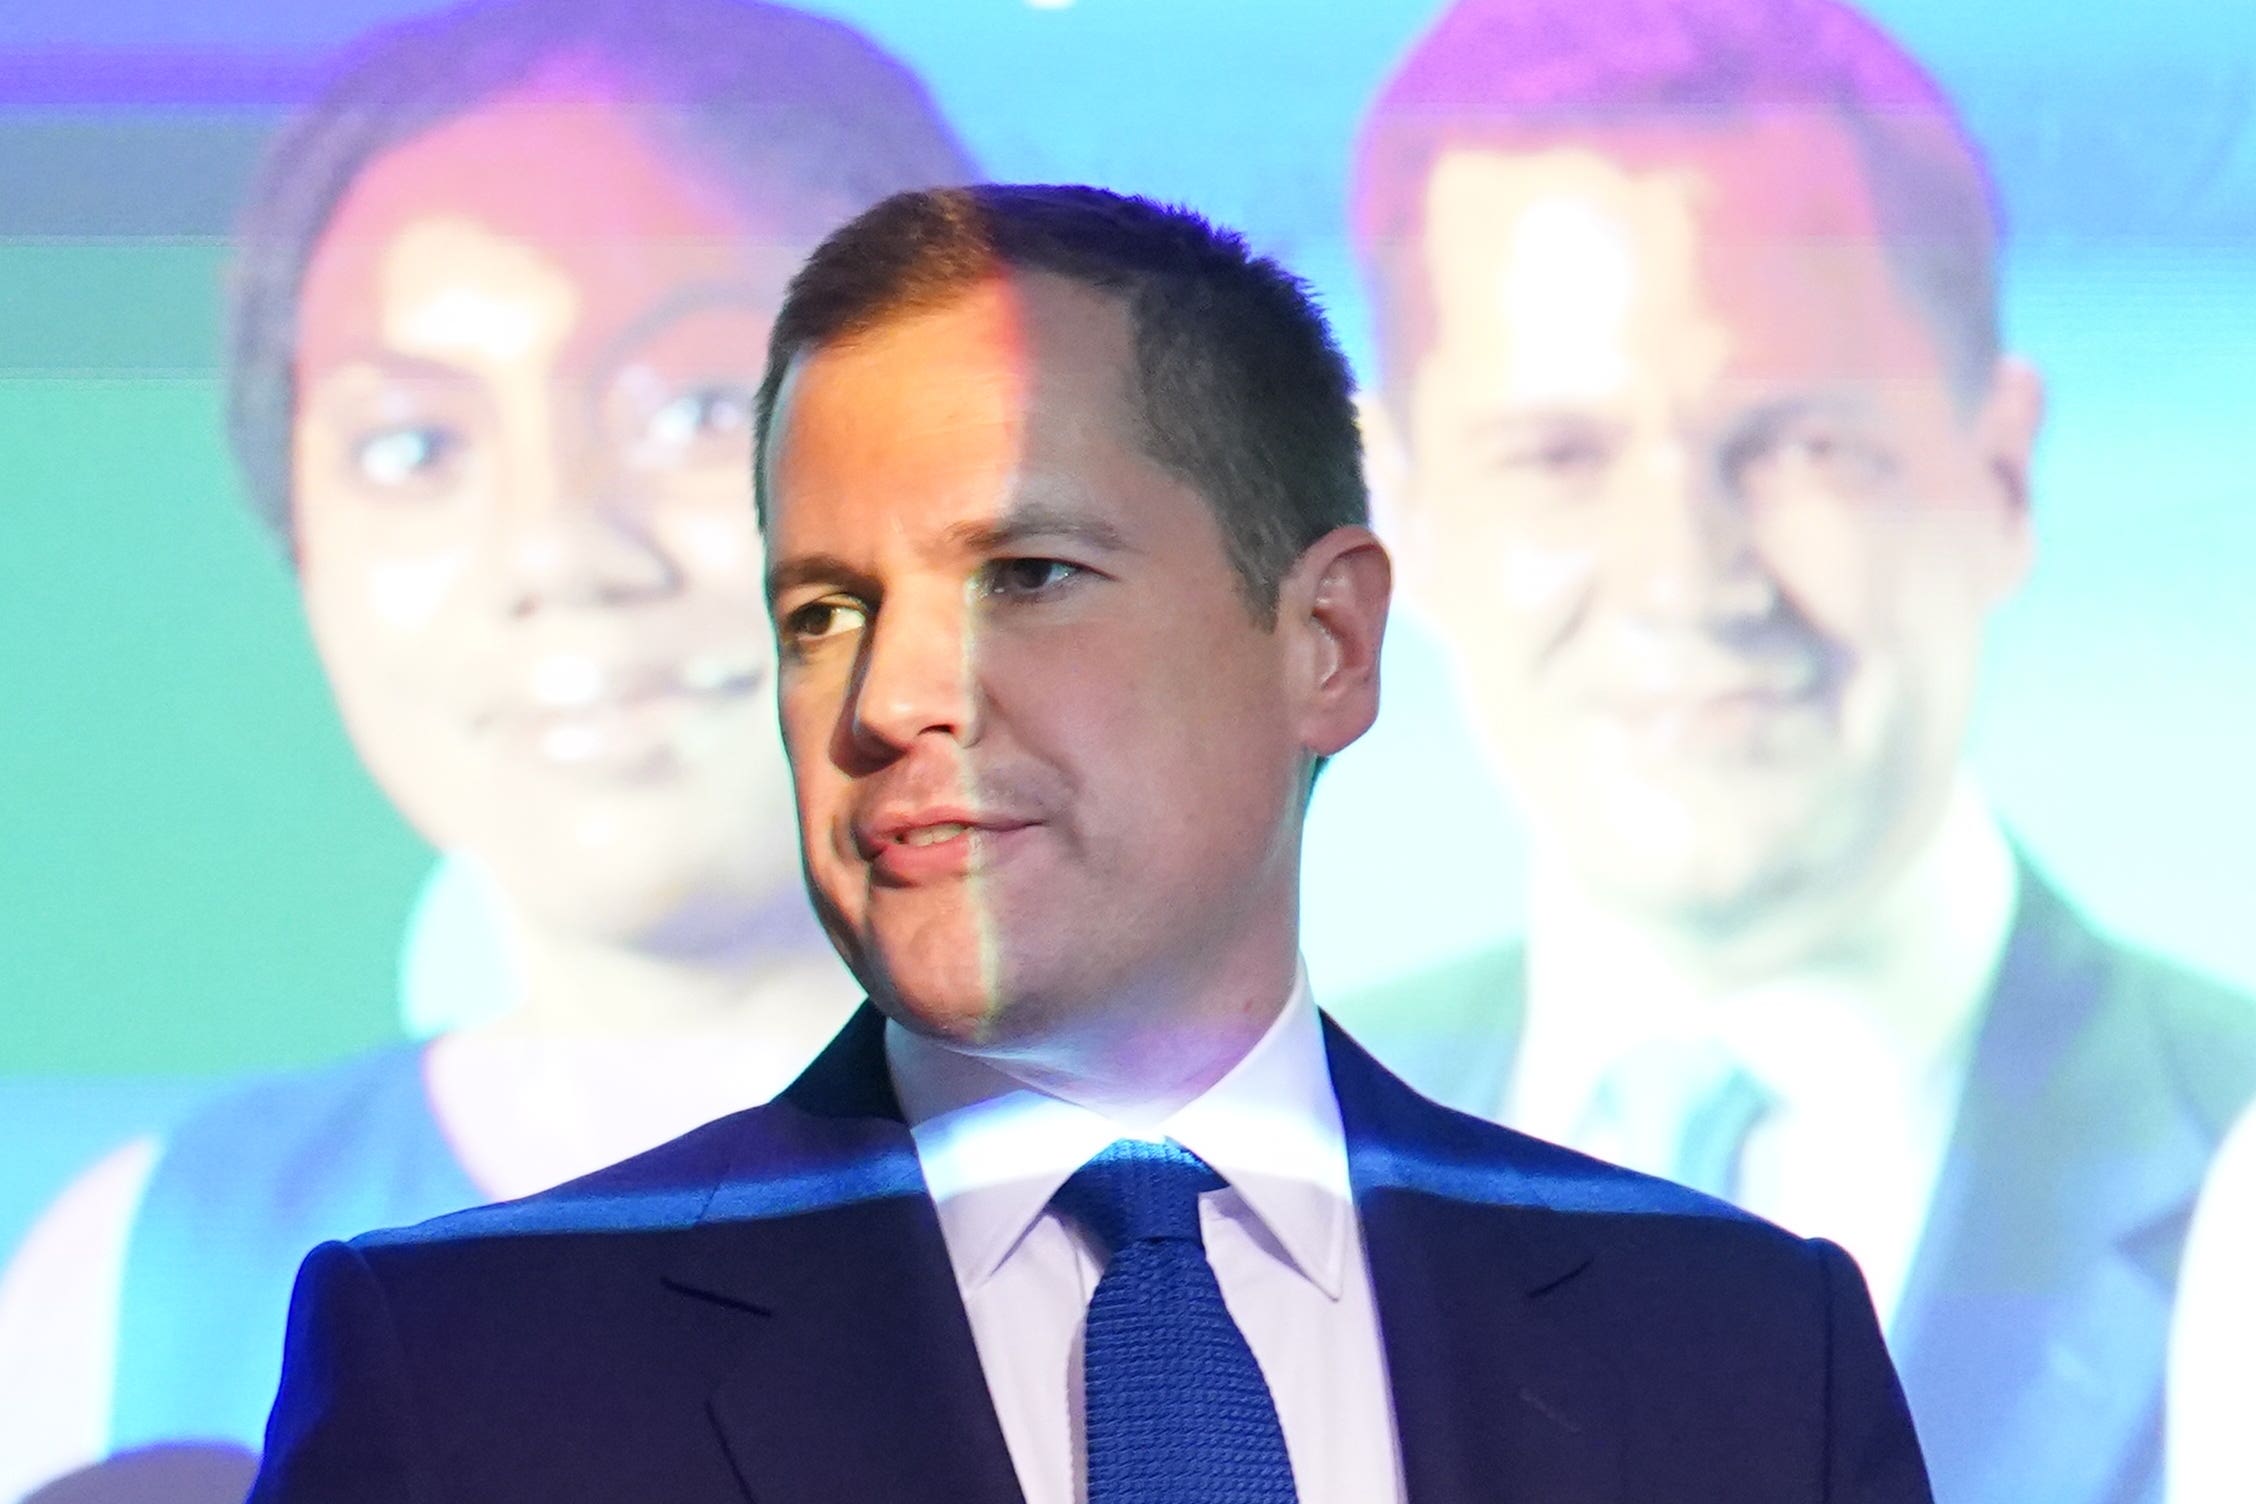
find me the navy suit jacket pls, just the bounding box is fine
[249,1007,1932,1503]
[1337,866,2256,1504]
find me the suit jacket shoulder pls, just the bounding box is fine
[1321,1018,1932,1504]
[251,1010,1023,1504]
[356,1000,926,1258]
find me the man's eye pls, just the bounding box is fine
[648,384,754,451]
[352,426,461,490]
[1507,436,1610,474]
[1779,431,1849,467]
[1484,427,1616,500]
[782,599,867,645]
[1739,426,1896,496]
[1791,431,1893,481]
[980,558,1084,598]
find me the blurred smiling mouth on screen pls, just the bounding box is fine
[1578,627,1845,767]
[472,648,769,781]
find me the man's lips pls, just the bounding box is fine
[1588,682,1834,758]
[856,808,1037,883]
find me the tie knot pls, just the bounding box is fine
[1053,1139,1223,1254]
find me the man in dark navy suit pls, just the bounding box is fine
[251,185,1933,1504]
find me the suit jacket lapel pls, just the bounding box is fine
[663,1007,1026,1504]
[1328,1018,1622,1504]
[1892,872,2208,1504]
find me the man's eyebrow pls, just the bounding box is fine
[1462,405,1620,436]
[940,500,1133,557]
[766,553,881,606]
[765,501,1133,604]
[1729,389,1878,430]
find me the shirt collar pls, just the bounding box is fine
[1514,772,2019,1128]
[886,966,1353,1301]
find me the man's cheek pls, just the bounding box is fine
[1442,531,1587,700]
[776,687,834,769]
[1490,525,1589,605]
[1753,501,1896,633]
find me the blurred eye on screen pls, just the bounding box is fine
[350,424,467,495]
[1734,419,1898,502]
[1509,431,1612,481]
[1480,419,1619,507]
[634,381,756,468]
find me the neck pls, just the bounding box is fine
[1529,775,2015,1012]
[1509,778,2016,1142]
[962,928,1304,1131]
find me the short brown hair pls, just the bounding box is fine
[1352,0,2001,402]
[754,184,1367,621]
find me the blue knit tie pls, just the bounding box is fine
[1053,1139,1299,1504]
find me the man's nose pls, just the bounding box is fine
[848,587,982,758]
[1606,439,1774,624]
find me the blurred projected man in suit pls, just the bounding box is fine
[1341,3,2256,1501]
[249,184,1932,1503]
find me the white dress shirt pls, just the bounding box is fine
[1506,775,2019,1327]
[2166,1102,2256,1504]
[886,970,1407,1504]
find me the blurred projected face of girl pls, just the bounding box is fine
[293,85,823,953]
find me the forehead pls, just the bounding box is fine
[1413,114,1950,392]
[297,79,819,368]
[765,273,1145,540]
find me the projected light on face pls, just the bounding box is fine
[292,84,818,954]
[1395,118,2034,933]
[763,274,1310,1061]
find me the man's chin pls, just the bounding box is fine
[1552,824,1852,940]
[870,990,1024,1054]
[860,950,1014,1047]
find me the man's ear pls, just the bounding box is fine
[1977,354,2045,597]
[1981,354,2045,513]
[1283,525,1392,758]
